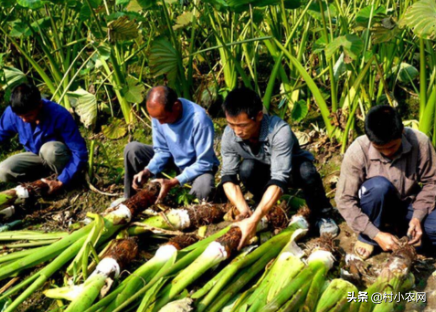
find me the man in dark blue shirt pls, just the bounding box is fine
[0,83,88,193]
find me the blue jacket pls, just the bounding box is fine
[0,99,88,185]
[146,98,219,185]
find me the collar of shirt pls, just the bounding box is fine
[235,115,270,143]
[368,134,413,164]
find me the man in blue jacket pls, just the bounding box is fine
[124,86,219,203]
[0,83,88,193]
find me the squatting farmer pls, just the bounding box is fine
[336,105,436,259]
[0,83,88,194]
[123,85,219,203]
[220,87,338,249]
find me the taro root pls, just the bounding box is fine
[128,203,226,234]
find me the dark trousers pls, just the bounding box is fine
[124,142,216,200]
[238,158,332,218]
[358,176,436,247]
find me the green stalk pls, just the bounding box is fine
[300,266,328,312]
[0,246,48,264]
[419,38,427,123]
[103,227,231,312]
[0,231,67,241]
[0,224,92,281]
[278,280,311,312]
[273,38,335,137]
[419,85,436,136]
[197,230,303,312]
[315,279,358,312]
[207,238,290,312]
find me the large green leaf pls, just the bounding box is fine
[307,2,337,21]
[291,100,308,123]
[392,62,419,83]
[372,16,402,44]
[9,18,51,38]
[123,77,146,103]
[102,118,127,140]
[325,34,364,61]
[79,0,103,21]
[400,0,436,40]
[68,88,97,129]
[149,38,178,82]
[108,15,139,42]
[354,5,386,29]
[2,66,27,90]
[17,0,49,9]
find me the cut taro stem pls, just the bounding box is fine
[128,203,226,235]
[44,238,138,312]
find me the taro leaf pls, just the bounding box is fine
[312,34,327,54]
[68,88,97,128]
[201,0,228,11]
[325,34,364,61]
[17,0,49,9]
[149,38,178,82]
[9,21,31,38]
[124,77,146,103]
[136,0,158,9]
[291,100,308,123]
[10,18,51,38]
[96,43,111,61]
[399,0,436,40]
[354,5,386,28]
[108,16,139,42]
[116,0,130,4]
[3,66,27,90]
[173,11,194,30]
[79,0,103,21]
[102,118,127,140]
[393,62,419,83]
[0,0,15,7]
[372,16,402,44]
[307,2,337,21]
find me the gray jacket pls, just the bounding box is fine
[220,114,313,190]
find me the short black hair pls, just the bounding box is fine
[146,86,178,112]
[222,87,263,119]
[10,83,42,115]
[365,105,403,145]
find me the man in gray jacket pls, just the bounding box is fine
[220,87,337,249]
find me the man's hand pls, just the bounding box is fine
[234,216,258,250]
[152,178,179,204]
[41,179,63,195]
[235,207,252,221]
[373,231,400,251]
[132,169,151,191]
[407,218,423,246]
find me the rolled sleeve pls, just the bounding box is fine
[335,141,379,238]
[412,137,436,220]
[220,127,241,184]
